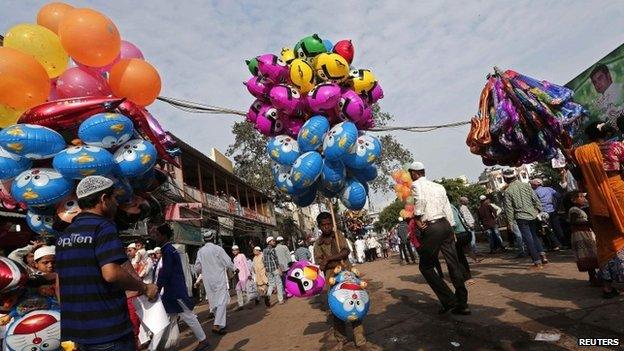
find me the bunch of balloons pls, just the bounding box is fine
[343,210,370,232]
[327,266,370,322]
[392,169,415,219]
[244,34,384,210]
[466,68,585,166]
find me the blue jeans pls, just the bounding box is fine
[486,226,504,251]
[511,222,526,256]
[516,219,545,264]
[77,334,135,351]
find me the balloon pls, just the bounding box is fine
[342,133,382,169]
[0,124,65,159]
[4,310,61,351]
[0,104,25,129]
[294,34,327,63]
[338,89,369,126]
[55,67,111,98]
[255,106,286,136]
[53,145,116,179]
[246,99,267,123]
[0,146,32,181]
[399,209,409,218]
[321,159,346,193]
[18,96,124,130]
[280,47,296,64]
[333,40,354,64]
[0,47,50,109]
[292,183,318,207]
[110,175,134,203]
[298,115,330,152]
[26,210,57,236]
[257,54,288,83]
[120,40,144,60]
[289,59,315,94]
[55,194,81,223]
[58,8,121,67]
[284,260,325,297]
[0,179,22,211]
[245,57,259,76]
[354,165,378,183]
[244,76,272,101]
[78,113,134,148]
[267,135,300,166]
[322,121,358,160]
[349,69,377,96]
[0,257,28,294]
[269,84,305,115]
[307,83,341,113]
[323,39,334,52]
[328,280,370,322]
[400,172,412,184]
[37,2,74,34]
[274,165,295,195]
[109,58,161,106]
[287,117,305,138]
[11,168,73,207]
[3,23,69,78]
[340,178,367,210]
[113,139,157,177]
[364,82,384,104]
[291,151,324,189]
[314,53,349,84]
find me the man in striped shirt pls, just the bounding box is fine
[262,236,284,306]
[56,176,158,350]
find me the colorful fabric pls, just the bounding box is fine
[598,140,624,172]
[503,180,542,223]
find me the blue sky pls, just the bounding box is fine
[4,1,624,204]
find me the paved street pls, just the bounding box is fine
[178,250,623,351]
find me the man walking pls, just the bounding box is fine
[232,245,251,310]
[263,236,284,306]
[275,236,292,271]
[397,218,416,264]
[503,169,548,269]
[530,178,565,250]
[478,195,506,253]
[354,236,366,264]
[56,176,159,351]
[458,197,479,257]
[409,162,470,315]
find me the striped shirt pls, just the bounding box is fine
[263,246,279,273]
[56,213,131,345]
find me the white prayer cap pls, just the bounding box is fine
[266,236,275,244]
[201,228,216,241]
[146,250,155,255]
[232,245,240,251]
[398,217,403,221]
[76,175,114,199]
[408,161,425,171]
[127,243,137,249]
[276,236,284,241]
[479,195,487,201]
[154,247,161,252]
[253,246,261,251]
[34,246,55,261]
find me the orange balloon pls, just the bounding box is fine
[58,8,120,67]
[109,59,161,106]
[37,2,74,34]
[0,47,50,109]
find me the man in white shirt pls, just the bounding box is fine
[409,161,470,315]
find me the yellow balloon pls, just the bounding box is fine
[289,59,315,94]
[0,104,25,128]
[4,23,69,78]
[281,47,295,64]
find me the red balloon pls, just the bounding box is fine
[333,40,354,64]
[0,257,28,294]
[55,67,112,98]
[18,96,125,129]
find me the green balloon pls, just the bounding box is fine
[294,34,327,63]
[246,57,259,76]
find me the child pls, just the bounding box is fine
[565,191,600,286]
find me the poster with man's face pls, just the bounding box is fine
[566,43,624,145]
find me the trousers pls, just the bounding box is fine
[455,231,472,280]
[149,299,206,351]
[399,242,416,263]
[266,271,284,303]
[516,219,545,264]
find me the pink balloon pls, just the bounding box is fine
[55,67,112,98]
[120,40,144,60]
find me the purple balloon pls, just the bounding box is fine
[245,76,272,101]
[144,110,173,147]
[307,83,341,114]
[257,54,289,83]
[255,106,285,136]
[120,40,144,60]
[247,99,268,123]
[287,117,305,137]
[55,67,112,98]
[365,82,384,104]
[338,89,367,125]
[270,84,306,115]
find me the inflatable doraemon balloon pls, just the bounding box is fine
[26,210,57,236]
[323,122,358,161]
[53,145,116,179]
[78,113,135,149]
[0,147,32,181]
[342,133,382,169]
[0,124,65,159]
[114,139,157,177]
[4,310,61,351]
[328,281,370,322]
[110,175,134,204]
[297,115,329,152]
[11,168,72,207]
[285,260,325,298]
[267,135,300,166]
[290,151,324,190]
[274,168,295,195]
[340,178,367,210]
[321,160,346,193]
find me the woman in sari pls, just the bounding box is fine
[574,122,624,298]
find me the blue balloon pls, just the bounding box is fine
[53,145,116,179]
[328,281,370,322]
[323,39,334,52]
[109,175,134,204]
[0,146,32,181]
[11,168,73,207]
[321,159,346,193]
[291,151,324,190]
[340,178,367,210]
[0,124,65,159]
[273,164,296,195]
[26,210,57,236]
[297,115,330,152]
[292,182,318,207]
[113,139,157,177]
[353,165,378,183]
[322,122,358,160]
[342,133,382,169]
[267,135,301,166]
[78,113,135,148]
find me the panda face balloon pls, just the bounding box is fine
[297,115,329,152]
[11,168,72,207]
[78,113,135,149]
[26,211,57,236]
[0,146,32,181]
[269,84,305,116]
[267,135,300,166]
[114,139,158,178]
[257,54,289,83]
[328,281,370,322]
[290,151,324,190]
[340,178,367,210]
[285,260,325,297]
[53,145,116,179]
[342,133,382,169]
[4,310,61,351]
[255,107,286,136]
[0,124,65,160]
[322,122,358,161]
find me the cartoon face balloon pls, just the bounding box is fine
[273,165,295,195]
[78,113,135,149]
[292,182,318,207]
[280,47,296,64]
[26,211,57,236]
[55,195,81,223]
[307,83,341,114]
[322,122,358,160]
[340,178,367,210]
[246,99,268,123]
[269,84,305,116]
[0,124,65,159]
[353,165,378,183]
[290,151,324,190]
[349,69,377,96]
[333,39,354,64]
[364,82,384,104]
[255,107,286,136]
[289,59,315,94]
[286,117,305,138]
[342,133,382,169]
[267,135,300,166]
[244,76,272,101]
[53,145,116,179]
[321,159,346,193]
[285,260,325,297]
[297,115,329,152]
[113,139,158,177]
[0,257,28,294]
[11,168,72,207]
[328,281,370,322]
[338,89,369,126]
[5,310,61,351]
[294,34,327,63]
[314,53,349,84]
[0,146,32,181]
[257,54,289,83]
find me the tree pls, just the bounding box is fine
[435,177,486,209]
[374,199,404,233]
